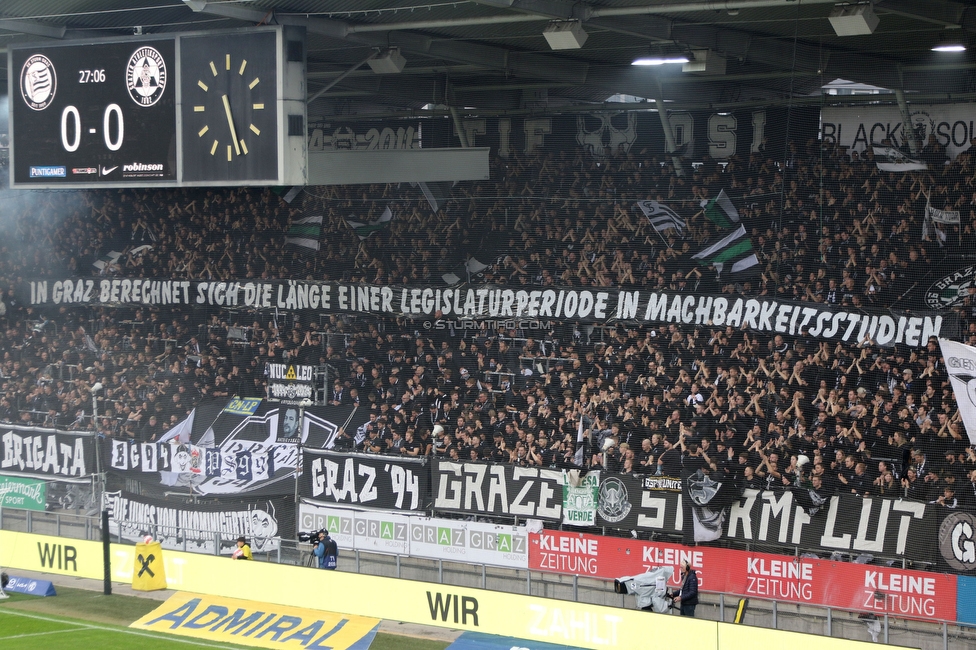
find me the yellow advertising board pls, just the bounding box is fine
[0,532,912,650]
[132,591,380,650]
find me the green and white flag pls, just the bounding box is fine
[284,215,323,251]
[692,224,759,278]
[700,189,739,229]
[562,470,600,526]
[345,206,393,240]
[0,474,46,511]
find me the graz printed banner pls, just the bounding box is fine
[529,529,958,622]
[104,437,299,497]
[102,490,293,555]
[432,460,563,522]
[301,450,430,512]
[822,103,976,160]
[21,278,954,347]
[0,474,46,511]
[298,502,529,568]
[0,426,95,481]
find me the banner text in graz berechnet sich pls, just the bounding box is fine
[23,277,953,348]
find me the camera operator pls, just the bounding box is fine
[672,560,699,617]
[312,530,338,570]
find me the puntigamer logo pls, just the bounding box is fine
[29,166,66,178]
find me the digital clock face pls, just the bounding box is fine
[10,39,177,185]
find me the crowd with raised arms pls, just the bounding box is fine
[1,137,975,509]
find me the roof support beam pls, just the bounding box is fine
[0,19,66,39]
[184,0,587,85]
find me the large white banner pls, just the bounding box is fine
[298,502,529,568]
[938,338,976,446]
[822,103,976,160]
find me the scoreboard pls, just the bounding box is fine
[8,26,306,188]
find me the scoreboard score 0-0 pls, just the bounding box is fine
[8,26,306,188]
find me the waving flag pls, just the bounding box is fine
[700,190,739,229]
[873,146,927,172]
[345,206,393,240]
[284,215,323,251]
[637,200,685,235]
[692,224,759,278]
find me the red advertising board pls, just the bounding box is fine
[529,531,958,622]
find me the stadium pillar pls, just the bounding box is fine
[894,89,918,155]
[653,85,685,177]
[101,509,112,595]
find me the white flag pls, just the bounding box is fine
[938,338,976,446]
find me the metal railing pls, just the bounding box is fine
[1,506,973,649]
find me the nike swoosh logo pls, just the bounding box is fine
[100,166,118,175]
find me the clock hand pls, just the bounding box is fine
[221,94,242,156]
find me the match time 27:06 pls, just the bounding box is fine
[78,69,106,83]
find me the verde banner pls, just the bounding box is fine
[562,471,600,526]
[0,474,46,511]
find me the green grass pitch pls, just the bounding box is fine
[0,587,447,650]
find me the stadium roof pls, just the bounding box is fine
[1,0,975,122]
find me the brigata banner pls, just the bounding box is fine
[0,426,95,481]
[0,474,46,511]
[298,502,529,568]
[432,460,562,522]
[21,277,953,347]
[300,449,430,512]
[102,490,293,555]
[529,529,958,622]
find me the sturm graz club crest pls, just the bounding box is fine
[127,47,167,106]
[20,54,57,111]
[597,476,632,523]
[939,511,976,572]
[925,265,976,310]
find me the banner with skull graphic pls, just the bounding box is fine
[102,490,293,555]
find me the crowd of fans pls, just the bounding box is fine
[1,136,976,510]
